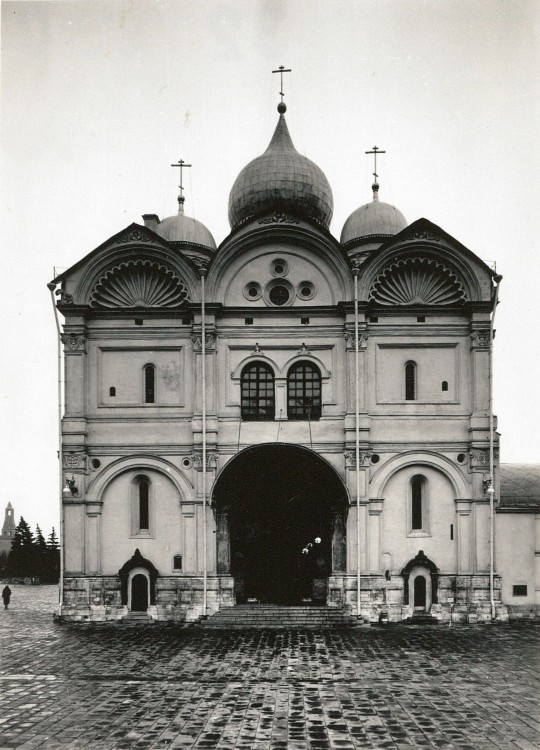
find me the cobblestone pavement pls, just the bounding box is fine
[0,586,539,750]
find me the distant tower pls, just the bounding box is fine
[0,503,16,555]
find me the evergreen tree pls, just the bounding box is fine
[45,527,60,583]
[5,517,35,577]
[34,525,48,580]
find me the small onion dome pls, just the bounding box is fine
[154,197,217,251]
[341,183,407,249]
[228,104,333,230]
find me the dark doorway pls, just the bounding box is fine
[213,444,348,605]
[414,575,427,610]
[131,574,148,611]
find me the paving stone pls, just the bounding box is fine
[0,586,539,748]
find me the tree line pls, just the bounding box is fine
[0,517,60,583]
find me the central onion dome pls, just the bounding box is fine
[228,103,333,230]
[341,182,407,250]
[153,196,216,251]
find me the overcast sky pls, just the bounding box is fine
[2,0,539,533]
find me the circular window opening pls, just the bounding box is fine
[91,458,101,469]
[297,281,315,300]
[457,453,466,464]
[243,282,262,301]
[269,285,290,306]
[182,458,192,469]
[270,258,289,277]
[371,454,380,464]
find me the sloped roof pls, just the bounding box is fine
[498,464,540,511]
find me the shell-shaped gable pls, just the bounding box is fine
[90,260,190,309]
[369,257,466,306]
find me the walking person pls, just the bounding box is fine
[2,585,11,609]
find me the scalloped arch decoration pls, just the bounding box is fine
[369,257,466,306]
[90,260,190,308]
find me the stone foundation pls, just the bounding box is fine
[58,573,509,623]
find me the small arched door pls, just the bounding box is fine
[414,575,427,610]
[131,574,149,611]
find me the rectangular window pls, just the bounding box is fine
[513,585,527,596]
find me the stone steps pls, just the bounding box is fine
[199,605,361,629]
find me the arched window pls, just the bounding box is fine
[405,361,417,401]
[287,362,322,420]
[144,364,155,403]
[138,477,150,531]
[241,362,275,421]
[411,475,423,529]
[409,474,429,535]
[131,475,153,536]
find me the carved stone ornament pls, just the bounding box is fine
[298,342,310,356]
[404,229,441,242]
[344,330,369,351]
[191,332,216,352]
[350,252,371,272]
[188,256,210,274]
[258,212,300,225]
[470,330,490,349]
[369,257,466,306]
[191,452,218,471]
[62,451,87,470]
[470,449,499,468]
[61,333,85,352]
[344,450,372,468]
[115,227,158,244]
[57,289,74,305]
[90,260,190,309]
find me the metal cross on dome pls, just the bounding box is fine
[272,65,292,104]
[365,146,386,185]
[170,159,192,200]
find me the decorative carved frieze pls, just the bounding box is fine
[62,451,87,471]
[258,212,300,225]
[470,330,490,349]
[404,229,441,242]
[61,333,86,352]
[344,330,369,351]
[344,450,372,468]
[191,452,218,471]
[115,227,158,244]
[191,332,216,352]
[470,449,499,468]
[90,260,190,309]
[369,257,466,306]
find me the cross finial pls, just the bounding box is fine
[272,65,292,110]
[365,146,386,185]
[170,159,192,204]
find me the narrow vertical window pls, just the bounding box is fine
[405,361,417,401]
[138,478,149,531]
[411,475,423,530]
[144,364,155,404]
[241,363,275,421]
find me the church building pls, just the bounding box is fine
[49,91,539,624]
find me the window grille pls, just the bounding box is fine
[241,363,275,421]
[287,362,322,420]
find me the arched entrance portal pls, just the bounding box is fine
[213,444,348,605]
